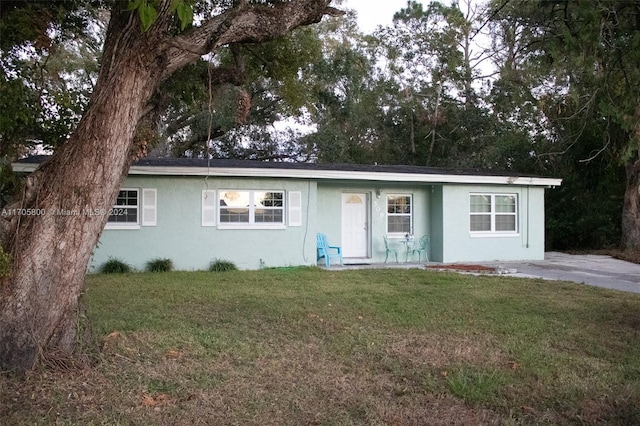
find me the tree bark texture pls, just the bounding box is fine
[621,157,640,251]
[0,0,339,372]
[621,103,640,251]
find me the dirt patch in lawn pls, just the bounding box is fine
[385,331,508,369]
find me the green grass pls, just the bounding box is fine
[2,268,640,425]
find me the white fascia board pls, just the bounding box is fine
[12,161,562,187]
[127,165,563,187]
[11,163,39,173]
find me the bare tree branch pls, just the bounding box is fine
[579,132,610,163]
[161,1,344,80]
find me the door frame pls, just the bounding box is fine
[340,191,371,260]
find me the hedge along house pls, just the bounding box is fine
[13,157,562,270]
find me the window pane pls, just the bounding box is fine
[495,215,516,231]
[495,195,516,213]
[220,208,249,223]
[115,190,137,206]
[387,195,412,233]
[387,195,411,214]
[470,195,491,213]
[255,209,283,223]
[258,192,283,208]
[401,196,411,213]
[219,191,249,223]
[220,191,249,208]
[108,190,138,223]
[125,191,136,205]
[219,190,283,225]
[109,207,138,223]
[387,216,411,233]
[255,192,283,223]
[470,214,491,231]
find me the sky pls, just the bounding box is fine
[341,0,424,33]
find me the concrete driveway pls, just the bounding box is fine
[480,252,640,294]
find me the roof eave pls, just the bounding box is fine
[11,162,562,187]
[127,165,562,186]
[11,163,39,173]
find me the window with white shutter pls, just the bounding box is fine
[202,190,216,227]
[288,191,302,227]
[141,188,157,226]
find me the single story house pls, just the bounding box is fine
[13,157,562,270]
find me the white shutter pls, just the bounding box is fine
[141,188,157,226]
[288,191,302,227]
[202,190,216,227]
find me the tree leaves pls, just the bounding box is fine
[488,0,639,249]
[173,1,194,31]
[128,0,193,31]
[127,0,157,31]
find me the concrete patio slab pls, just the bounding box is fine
[478,252,640,294]
[328,252,640,294]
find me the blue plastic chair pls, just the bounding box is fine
[317,233,343,267]
[412,235,430,262]
[383,236,399,263]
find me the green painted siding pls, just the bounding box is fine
[317,183,431,264]
[91,176,318,271]
[440,184,546,262]
[429,185,444,262]
[90,175,548,271]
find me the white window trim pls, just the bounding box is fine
[218,189,286,230]
[104,223,141,230]
[105,188,140,230]
[386,193,413,236]
[469,193,519,237]
[469,233,520,238]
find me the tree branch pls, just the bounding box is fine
[161,0,343,80]
[579,132,610,164]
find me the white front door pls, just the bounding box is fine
[341,193,369,258]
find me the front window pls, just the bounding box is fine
[470,194,517,234]
[219,190,284,227]
[219,191,250,223]
[387,194,412,234]
[107,189,139,226]
[254,191,284,223]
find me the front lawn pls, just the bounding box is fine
[2,268,640,424]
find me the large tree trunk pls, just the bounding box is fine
[621,157,640,251]
[0,0,340,372]
[0,4,168,372]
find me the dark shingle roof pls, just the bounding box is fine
[14,155,542,178]
[135,157,508,176]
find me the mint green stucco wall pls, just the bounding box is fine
[316,183,432,264]
[90,175,547,271]
[429,185,444,262]
[91,176,318,271]
[440,184,546,262]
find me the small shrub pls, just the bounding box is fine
[146,258,173,273]
[209,259,238,272]
[99,258,132,274]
